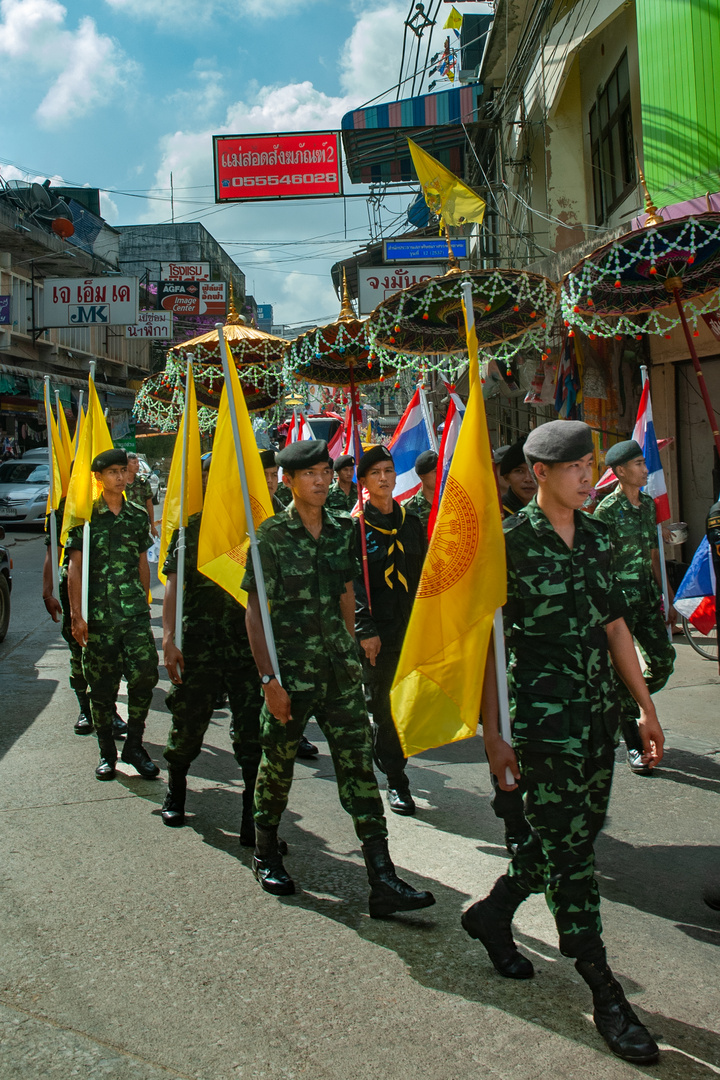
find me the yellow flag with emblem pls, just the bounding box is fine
[443,5,463,31]
[45,401,71,514]
[158,366,204,585]
[390,314,505,755]
[408,138,486,230]
[60,376,113,544]
[197,357,273,604]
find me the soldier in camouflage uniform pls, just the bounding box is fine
[401,449,437,532]
[594,440,675,774]
[125,452,158,536]
[66,448,159,782]
[499,436,537,517]
[243,439,435,918]
[326,454,357,513]
[42,498,127,739]
[464,421,664,1065]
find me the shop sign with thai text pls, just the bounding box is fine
[358,265,444,315]
[213,131,343,202]
[383,238,469,262]
[158,280,226,315]
[42,277,138,327]
[159,263,210,282]
[126,311,174,339]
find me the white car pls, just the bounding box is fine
[0,455,50,526]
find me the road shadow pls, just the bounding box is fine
[0,627,60,762]
[648,746,720,797]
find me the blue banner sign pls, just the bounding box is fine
[383,238,469,262]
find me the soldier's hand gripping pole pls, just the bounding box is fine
[216,325,281,684]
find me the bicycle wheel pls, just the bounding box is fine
[682,616,718,661]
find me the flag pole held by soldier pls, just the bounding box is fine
[43,378,62,603]
[174,358,193,652]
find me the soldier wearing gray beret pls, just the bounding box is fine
[523,420,594,464]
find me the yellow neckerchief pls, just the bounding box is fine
[366,505,408,591]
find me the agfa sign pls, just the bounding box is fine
[42,277,138,327]
[158,281,226,315]
[213,131,343,203]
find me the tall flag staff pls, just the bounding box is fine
[174,360,195,651]
[215,324,281,682]
[418,383,438,451]
[639,364,673,642]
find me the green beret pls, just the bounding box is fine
[276,440,331,472]
[258,449,277,470]
[499,437,528,476]
[524,421,593,464]
[357,444,394,478]
[91,448,127,472]
[415,450,438,476]
[605,440,644,470]
[333,454,355,472]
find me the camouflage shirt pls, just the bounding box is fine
[326,481,358,514]
[125,474,153,511]
[401,488,432,530]
[274,483,293,508]
[45,497,70,582]
[503,498,626,752]
[65,496,153,625]
[241,504,360,694]
[594,488,659,605]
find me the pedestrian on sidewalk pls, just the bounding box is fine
[465,421,664,1065]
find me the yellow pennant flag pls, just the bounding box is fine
[45,400,71,514]
[408,138,486,230]
[56,401,74,468]
[72,403,86,460]
[390,342,505,756]
[158,367,204,585]
[443,5,463,31]
[61,377,113,544]
[197,358,273,604]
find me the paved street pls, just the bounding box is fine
[1,524,719,1080]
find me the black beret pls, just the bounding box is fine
[276,440,331,471]
[258,449,277,470]
[605,440,644,470]
[333,454,355,472]
[415,450,438,476]
[91,448,127,472]
[499,437,528,476]
[357,444,394,478]
[524,421,594,464]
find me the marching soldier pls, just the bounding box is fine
[354,445,426,815]
[243,439,435,918]
[594,440,675,774]
[66,448,159,782]
[499,436,537,517]
[326,454,357,513]
[401,449,438,531]
[465,421,664,1065]
[124,452,158,536]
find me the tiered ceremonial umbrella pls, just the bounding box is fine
[562,186,720,460]
[167,285,288,366]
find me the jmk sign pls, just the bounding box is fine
[213,131,343,202]
[43,277,138,327]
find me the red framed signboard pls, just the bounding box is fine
[213,131,343,203]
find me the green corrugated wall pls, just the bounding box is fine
[636,0,720,203]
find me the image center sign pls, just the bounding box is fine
[213,131,343,202]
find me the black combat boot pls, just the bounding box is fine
[239,767,258,847]
[95,732,117,780]
[362,836,435,918]
[161,765,188,827]
[121,729,160,779]
[386,772,415,816]
[74,692,93,735]
[461,875,534,979]
[252,825,295,895]
[575,953,659,1064]
[112,711,128,740]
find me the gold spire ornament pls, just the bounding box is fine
[637,160,664,228]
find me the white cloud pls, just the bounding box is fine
[275,271,339,327]
[104,0,316,23]
[339,2,406,104]
[0,0,133,126]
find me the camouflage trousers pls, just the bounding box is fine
[362,647,407,778]
[620,597,675,751]
[507,739,615,959]
[164,620,262,775]
[82,615,158,736]
[254,669,387,842]
[59,578,89,705]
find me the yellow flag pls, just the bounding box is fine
[197,356,273,604]
[61,377,113,544]
[408,138,486,229]
[56,401,73,468]
[72,403,86,460]
[462,293,480,391]
[158,367,204,585]
[45,395,71,514]
[390,327,505,756]
[443,5,463,31]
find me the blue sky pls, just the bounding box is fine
[0,0,428,325]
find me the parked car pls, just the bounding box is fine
[0,456,50,526]
[0,525,12,642]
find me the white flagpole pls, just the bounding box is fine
[461,278,514,785]
[174,359,191,651]
[54,389,62,427]
[81,363,97,624]
[418,384,438,451]
[216,325,281,683]
[43,377,60,601]
[640,365,673,642]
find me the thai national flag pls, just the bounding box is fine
[388,388,434,502]
[428,383,466,535]
[285,411,315,444]
[674,536,717,634]
[633,381,671,523]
